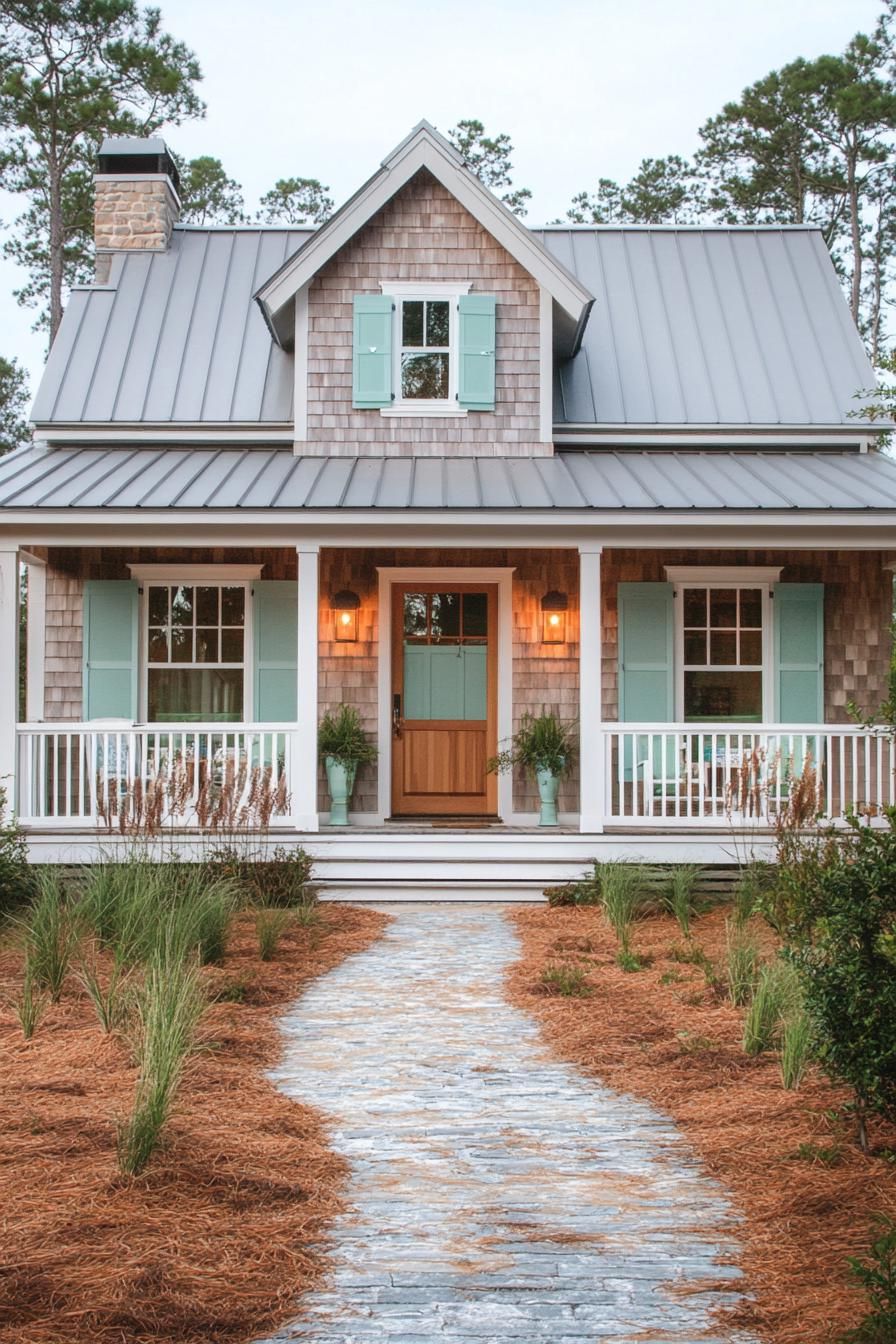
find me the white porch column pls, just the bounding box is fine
[578,544,604,833]
[21,552,46,722]
[294,546,320,832]
[0,549,20,807]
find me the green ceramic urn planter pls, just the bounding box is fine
[487,711,576,830]
[318,705,377,828]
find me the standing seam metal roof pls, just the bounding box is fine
[1,445,895,511]
[535,228,875,427]
[30,221,877,432]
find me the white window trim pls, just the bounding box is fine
[378,282,471,418]
[129,565,261,723]
[666,568,781,723]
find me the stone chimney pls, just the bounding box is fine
[94,136,181,281]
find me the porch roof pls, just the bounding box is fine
[1,445,896,512]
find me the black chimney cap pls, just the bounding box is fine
[97,136,180,194]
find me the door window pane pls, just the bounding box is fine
[431,593,460,639]
[404,594,428,638]
[463,593,488,637]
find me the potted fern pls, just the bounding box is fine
[318,706,377,826]
[487,710,577,826]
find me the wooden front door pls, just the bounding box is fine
[391,584,498,817]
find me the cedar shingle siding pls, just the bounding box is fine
[303,172,545,456]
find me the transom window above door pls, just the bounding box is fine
[680,586,764,721]
[146,583,245,722]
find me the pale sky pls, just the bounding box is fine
[0,0,883,400]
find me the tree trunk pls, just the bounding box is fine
[47,163,64,345]
[848,147,863,324]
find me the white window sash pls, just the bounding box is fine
[673,581,774,722]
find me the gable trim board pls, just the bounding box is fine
[253,123,593,354]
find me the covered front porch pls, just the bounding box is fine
[4,528,893,878]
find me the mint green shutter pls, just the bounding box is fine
[253,581,298,721]
[352,295,393,408]
[774,583,824,723]
[618,583,674,721]
[458,294,496,410]
[83,581,138,720]
[618,583,674,785]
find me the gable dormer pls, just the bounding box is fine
[254,123,594,456]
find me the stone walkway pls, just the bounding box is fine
[255,906,757,1344]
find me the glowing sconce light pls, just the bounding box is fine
[541,590,568,644]
[331,589,360,642]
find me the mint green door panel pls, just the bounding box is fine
[403,644,487,721]
[458,294,496,410]
[774,583,824,724]
[83,580,138,720]
[254,581,298,721]
[353,294,393,408]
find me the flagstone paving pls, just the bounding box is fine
[255,905,758,1344]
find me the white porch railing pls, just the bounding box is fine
[17,723,295,829]
[602,724,896,827]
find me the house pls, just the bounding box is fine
[1,121,895,897]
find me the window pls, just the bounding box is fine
[145,583,246,722]
[400,299,450,400]
[681,586,764,721]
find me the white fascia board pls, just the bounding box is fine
[4,510,896,552]
[255,128,593,339]
[35,425,295,445]
[554,427,876,448]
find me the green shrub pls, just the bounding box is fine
[725,919,760,1007]
[597,861,649,955]
[117,953,205,1175]
[670,938,719,988]
[23,868,75,1001]
[769,814,896,1149]
[256,907,292,961]
[204,844,316,908]
[839,1215,896,1342]
[616,949,643,972]
[0,787,33,919]
[538,962,591,996]
[780,1010,813,1090]
[665,864,703,938]
[544,881,596,907]
[742,959,802,1056]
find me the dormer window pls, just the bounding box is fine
[400,298,451,401]
[352,285,496,415]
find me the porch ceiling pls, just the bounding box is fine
[2,444,896,513]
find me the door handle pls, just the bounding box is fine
[393,693,403,738]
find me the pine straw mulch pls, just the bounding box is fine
[507,904,896,1344]
[0,903,387,1344]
